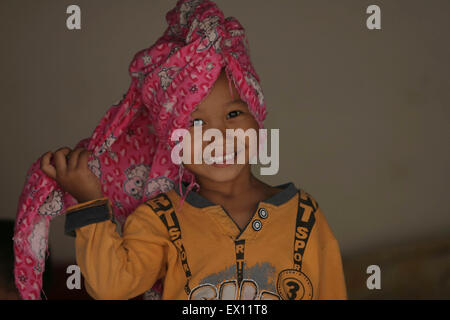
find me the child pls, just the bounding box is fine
[39,0,347,300]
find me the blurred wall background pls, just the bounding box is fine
[0,0,449,299]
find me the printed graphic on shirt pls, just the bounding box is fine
[145,193,193,295]
[276,189,318,300]
[189,262,281,300]
[235,239,245,285]
[277,269,313,300]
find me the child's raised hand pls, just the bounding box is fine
[40,147,104,203]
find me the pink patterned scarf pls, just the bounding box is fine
[14,0,267,300]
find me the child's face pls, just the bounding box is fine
[181,69,259,183]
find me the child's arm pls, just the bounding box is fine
[65,197,168,300]
[312,207,348,299]
[40,146,167,299]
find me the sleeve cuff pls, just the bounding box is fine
[65,197,112,237]
[66,197,109,213]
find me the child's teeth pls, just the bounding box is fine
[209,152,235,163]
[224,153,234,161]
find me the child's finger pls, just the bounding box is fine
[53,147,71,176]
[76,149,92,170]
[40,151,57,179]
[68,147,84,170]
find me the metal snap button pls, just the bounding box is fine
[252,219,262,231]
[258,208,268,219]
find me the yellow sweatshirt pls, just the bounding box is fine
[65,182,347,300]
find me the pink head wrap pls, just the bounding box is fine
[14,0,267,300]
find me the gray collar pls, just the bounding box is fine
[174,181,299,208]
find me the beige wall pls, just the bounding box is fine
[1,0,449,293]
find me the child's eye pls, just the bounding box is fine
[191,119,205,127]
[226,110,243,119]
